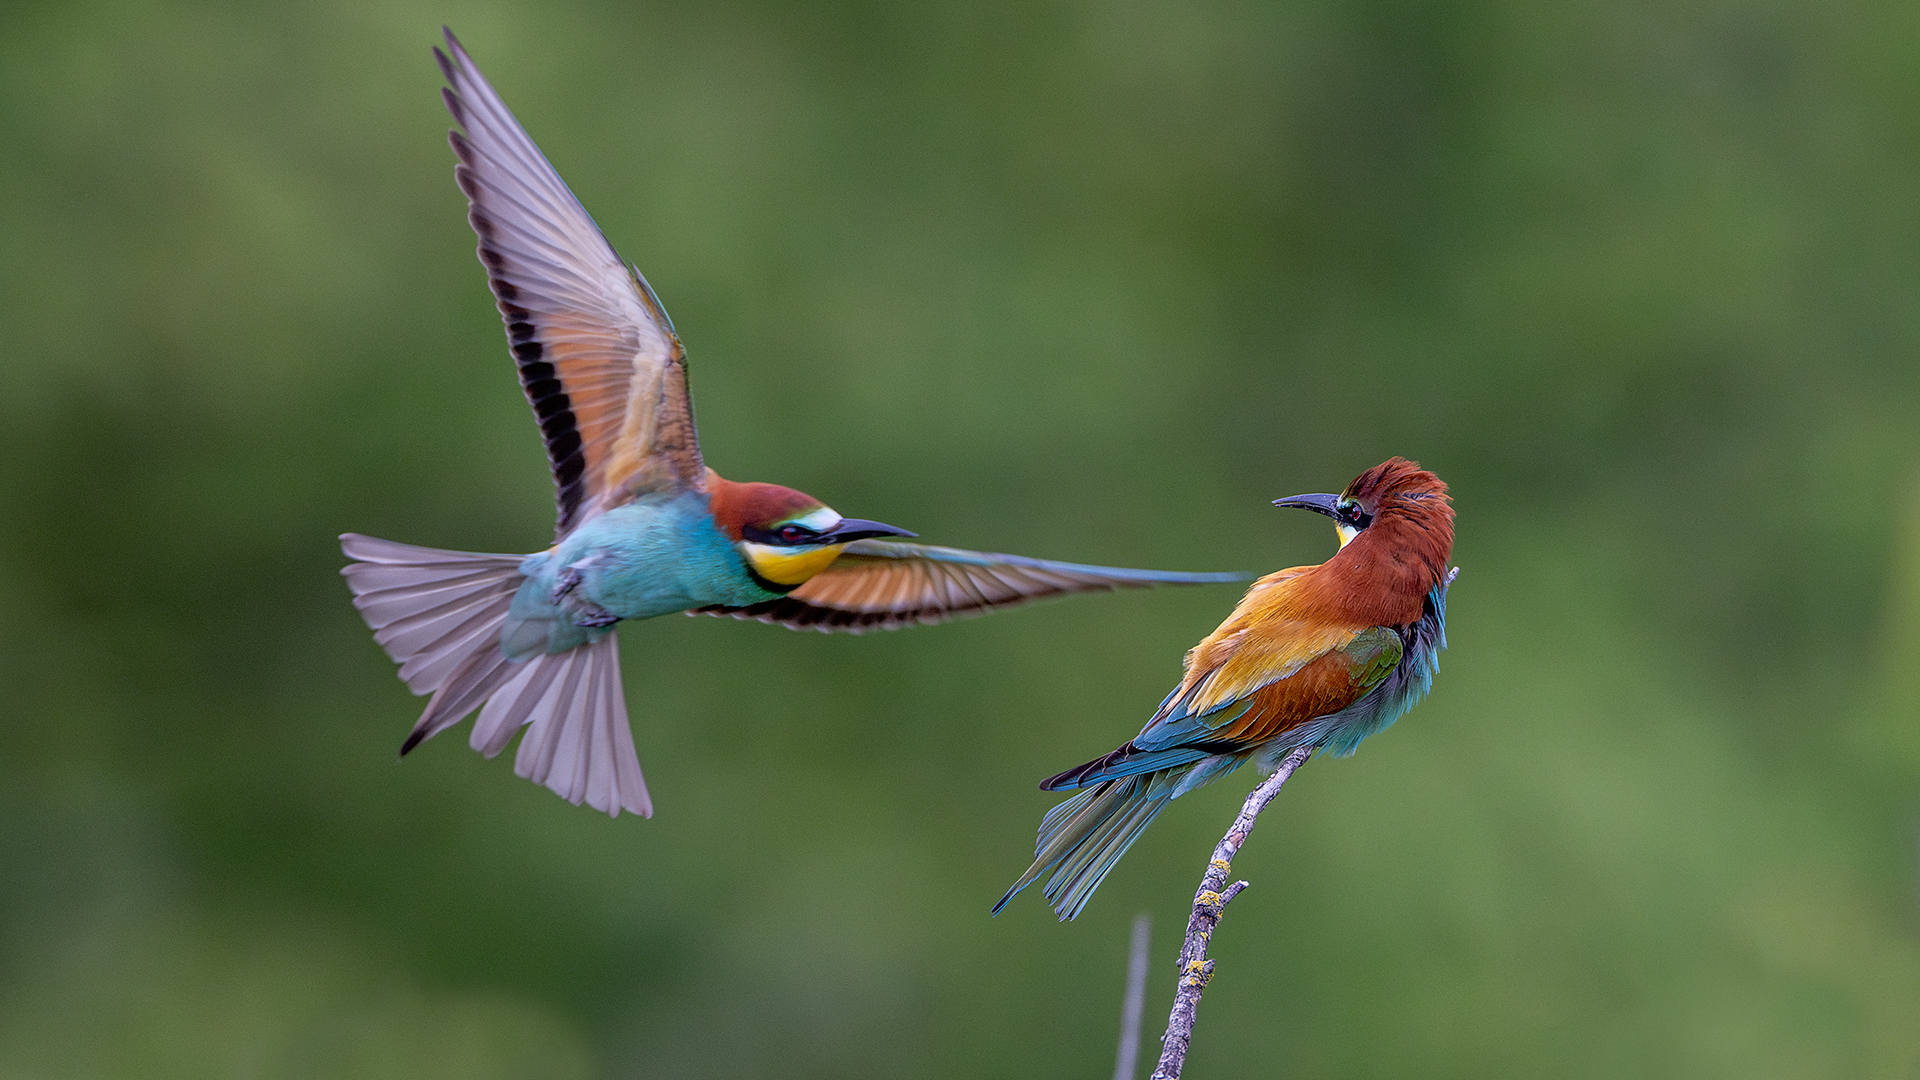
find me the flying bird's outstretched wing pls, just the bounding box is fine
[437,28,703,538]
[693,539,1249,633]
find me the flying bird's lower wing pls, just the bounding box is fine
[691,539,1248,633]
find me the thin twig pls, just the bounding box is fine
[1114,914,1152,1080]
[1150,743,1314,1080]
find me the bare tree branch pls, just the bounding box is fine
[1150,743,1314,1080]
[1114,914,1152,1080]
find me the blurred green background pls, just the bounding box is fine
[4,0,1920,1076]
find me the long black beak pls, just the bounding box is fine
[819,518,918,543]
[1271,492,1343,519]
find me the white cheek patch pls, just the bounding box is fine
[1337,524,1360,549]
[791,506,842,533]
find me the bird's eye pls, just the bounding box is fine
[778,524,813,543]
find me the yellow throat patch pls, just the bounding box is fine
[741,541,847,587]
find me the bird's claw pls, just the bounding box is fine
[573,604,620,628]
[552,563,617,626]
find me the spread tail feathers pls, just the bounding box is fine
[339,533,652,817]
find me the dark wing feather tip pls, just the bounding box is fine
[436,32,704,534]
[440,87,467,127]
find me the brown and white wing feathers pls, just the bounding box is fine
[695,540,1248,633]
[437,29,702,538]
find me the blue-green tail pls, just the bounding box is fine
[996,750,1254,920]
[992,770,1170,921]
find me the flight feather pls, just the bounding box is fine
[437,28,702,537]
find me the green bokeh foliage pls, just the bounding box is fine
[4,0,1920,1076]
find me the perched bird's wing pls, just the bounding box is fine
[1136,568,1336,725]
[692,539,1249,633]
[437,29,702,539]
[1125,567,1390,751]
[1044,625,1403,789]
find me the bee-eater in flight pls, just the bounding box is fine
[995,458,1455,920]
[340,29,1244,819]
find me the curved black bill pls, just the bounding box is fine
[820,518,918,543]
[1271,492,1342,519]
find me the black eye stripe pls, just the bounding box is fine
[743,523,821,546]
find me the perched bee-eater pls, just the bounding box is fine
[995,458,1455,920]
[340,30,1243,819]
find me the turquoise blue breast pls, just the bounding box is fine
[501,492,783,658]
[556,493,774,617]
